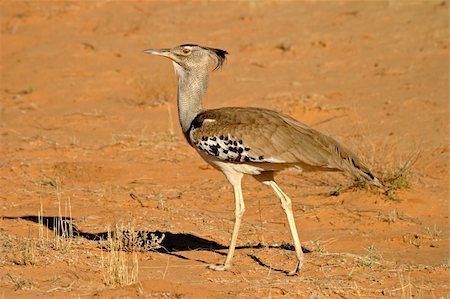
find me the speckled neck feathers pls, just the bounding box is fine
[173,62,208,133]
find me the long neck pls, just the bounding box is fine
[173,62,208,133]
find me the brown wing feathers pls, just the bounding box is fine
[187,107,380,185]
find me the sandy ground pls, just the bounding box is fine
[0,1,449,298]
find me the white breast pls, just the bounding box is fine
[199,151,265,175]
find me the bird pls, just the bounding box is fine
[144,44,381,275]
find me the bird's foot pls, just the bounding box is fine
[286,261,303,276]
[208,263,231,272]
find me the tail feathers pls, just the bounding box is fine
[361,169,383,188]
[334,149,382,188]
[349,160,383,188]
[371,177,383,188]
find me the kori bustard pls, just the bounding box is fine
[144,44,381,275]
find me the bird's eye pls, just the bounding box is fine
[182,48,191,55]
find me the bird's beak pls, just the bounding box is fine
[144,48,184,67]
[144,48,172,58]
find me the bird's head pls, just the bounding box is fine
[144,44,228,72]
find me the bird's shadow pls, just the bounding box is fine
[4,215,310,274]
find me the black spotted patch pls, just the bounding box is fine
[191,134,266,163]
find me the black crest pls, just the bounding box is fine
[205,46,228,70]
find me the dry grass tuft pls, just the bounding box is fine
[378,151,419,200]
[348,136,421,200]
[52,200,74,251]
[100,224,165,288]
[355,244,381,268]
[6,273,33,291]
[166,103,177,143]
[102,224,140,287]
[101,224,165,287]
[17,235,37,266]
[51,176,75,250]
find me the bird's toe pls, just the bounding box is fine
[208,263,231,271]
[286,261,302,276]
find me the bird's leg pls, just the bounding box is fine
[268,181,304,275]
[209,171,244,272]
